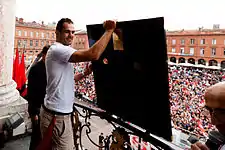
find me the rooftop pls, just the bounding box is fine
[15,17,56,30]
[167,25,225,36]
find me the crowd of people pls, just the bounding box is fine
[74,62,225,137]
[74,62,96,101]
[169,64,225,137]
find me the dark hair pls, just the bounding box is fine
[56,18,73,32]
[41,45,50,55]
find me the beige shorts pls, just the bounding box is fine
[40,107,74,150]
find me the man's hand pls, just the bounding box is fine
[103,20,116,32]
[83,63,92,76]
[190,142,209,150]
[31,115,39,126]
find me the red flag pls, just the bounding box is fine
[36,117,56,150]
[13,48,20,89]
[21,88,27,97]
[19,51,27,97]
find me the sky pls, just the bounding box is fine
[15,0,225,31]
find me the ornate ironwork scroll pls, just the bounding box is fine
[72,101,185,150]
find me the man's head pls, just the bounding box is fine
[41,45,50,62]
[55,18,75,46]
[205,82,225,134]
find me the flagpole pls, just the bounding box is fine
[25,51,42,78]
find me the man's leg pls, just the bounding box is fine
[52,115,74,150]
[99,143,103,150]
[40,107,74,150]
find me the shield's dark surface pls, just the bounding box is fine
[86,17,172,141]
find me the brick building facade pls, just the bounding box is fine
[14,17,56,64]
[72,26,225,68]
[72,30,89,50]
[167,26,225,68]
[14,18,89,65]
[15,18,225,68]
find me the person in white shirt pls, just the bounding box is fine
[191,82,225,150]
[40,18,116,150]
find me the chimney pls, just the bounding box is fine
[15,17,18,22]
[213,24,220,30]
[19,18,24,23]
[41,21,44,25]
[198,27,204,31]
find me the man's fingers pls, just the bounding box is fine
[190,142,209,150]
[196,142,209,150]
[191,144,201,150]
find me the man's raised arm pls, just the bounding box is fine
[69,20,116,63]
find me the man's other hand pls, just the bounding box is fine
[83,63,92,76]
[190,142,209,150]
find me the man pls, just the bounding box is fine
[27,45,50,150]
[99,133,104,150]
[191,81,225,150]
[104,135,110,150]
[40,18,116,149]
[28,46,92,150]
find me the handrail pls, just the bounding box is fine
[73,101,185,150]
[174,126,204,138]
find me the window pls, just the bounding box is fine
[52,33,54,38]
[30,32,33,37]
[190,39,195,45]
[24,31,27,36]
[200,48,204,55]
[23,40,27,47]
[81,44,85,49]
[35,40,39,46]
[224,48,225,55]
[200,39,205,45]
[36,32,39,38]
[41,40,44,46]
[180,47,185,54]
[190,48,194,55]
[212,39,216,45]
[18,30,21,36]
[172,48,176,53]
[18,40,21,47]
[211,48,216,56]
[181,39,185,45]
[46,33,49,38]
[172,39,176,45]
[41,32,44,38]
[30,40,33,46]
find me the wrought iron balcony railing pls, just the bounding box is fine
[72,99,186,150]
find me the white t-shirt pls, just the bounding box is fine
[220,145,225,150]
[44,42,77,113]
